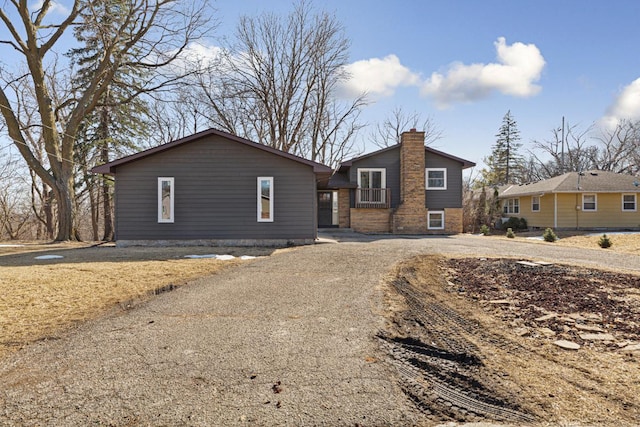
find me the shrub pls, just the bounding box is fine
[480,224,490,236]
[543,228,558,242]
[506,228,515,238]
[504,216,527,231]
[598,234,612,248]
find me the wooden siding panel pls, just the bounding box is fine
[425,153,464,209]
[114,135,316,240]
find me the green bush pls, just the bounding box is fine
[506,228,515,238]
[480,224,490,236]
[504,216,527,231]
[598,234,612,248]
[543,228,558,242]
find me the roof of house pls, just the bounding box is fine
[499,170,640,198]
[338,143,476,171]
[91,128,333,175]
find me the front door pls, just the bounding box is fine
[317,192,335,228]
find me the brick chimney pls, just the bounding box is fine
[393,129,428,233]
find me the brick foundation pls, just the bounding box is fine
[350,208,392,233]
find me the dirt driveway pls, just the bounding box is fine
[1,234,639,426]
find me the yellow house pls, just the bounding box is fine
[499,170,640,230]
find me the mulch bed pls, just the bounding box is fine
[444,258,640,348]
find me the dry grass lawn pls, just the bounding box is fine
[489,230,640,255]
[0,242,275,360]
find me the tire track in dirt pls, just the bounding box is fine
[380,268,536,424]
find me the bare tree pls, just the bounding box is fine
[369,107,443,148]
[0,0,210,241]
[592,119,640,175]
[196,0,366,167]
[528,121,595,179]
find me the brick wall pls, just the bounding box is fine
[351,208,392,233]
[444,208,463,234]
[338,188,350,228]
[393,129,428,233]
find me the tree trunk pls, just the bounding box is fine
[53,175,76,241]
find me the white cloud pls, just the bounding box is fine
[420,37,546,109]
[601,78,640,129]
[338,54,420,99]
[30,0,70,15]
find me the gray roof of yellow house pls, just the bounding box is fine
[499,170,640,198]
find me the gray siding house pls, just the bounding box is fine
[318,129,475,234]
[92,129,331,246]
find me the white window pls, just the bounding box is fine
[357,168,386,203]
[582,194,597,211]
[531,196,540,212]
[503,198,519,214]
[158,177,174,223]
[428,211,445,230]
[426,168,447,190]
[257,177,274,222]
[622,194,637,211]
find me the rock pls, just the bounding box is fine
[567,313,587,321]
[517,261,540,267]
[620,344,640,353]
[538,327,556,337]
[535,313,557,322]
[579,333,615,341]
[488,299,514,305]
[554,340,581,350]
[575,324,604,332]
[514,327,531,337]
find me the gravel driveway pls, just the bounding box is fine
[1,233,639,426]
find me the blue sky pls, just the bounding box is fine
[2,1,639,174]
[213,0,640,171]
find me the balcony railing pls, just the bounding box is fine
[355,188,390,208]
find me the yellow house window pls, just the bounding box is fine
[531,196,540,212]
[582,194,597,211]
[622,194,637,211]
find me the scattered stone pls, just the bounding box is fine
[514,327,531,337]
[579,333,615,341]
[538,327,556,337]
[575,324,604,332]
[567,313,587,321]
[554,340,580,350]
[517,261,540,267]
[535,313,557,322]
[620,344,640,353]
[488,299,515,305]
[582,313,603,322]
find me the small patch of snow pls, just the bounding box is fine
[216,255,236,261]
[0,244,24,247]
[586,231,640,236]
[34,255,64,260]
[184,254,218,259]
[240,255,256,260]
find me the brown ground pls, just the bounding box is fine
[0,242,276,360]
[381,255,640,426]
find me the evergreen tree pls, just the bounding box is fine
[481,110,524,186]
[68,0,150,240]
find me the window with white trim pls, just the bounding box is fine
[582,194,597,211]
[531,196,540,212]
[428,211,445,230]
[426,168,447,190]
[158,177,174,223]
[503,198,519,214]
[357,168,386,203]
[257,177,274,222]
[622,194,637,211]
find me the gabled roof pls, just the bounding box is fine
[338,143,476,171]
[499,170,640,198]
[91,128,332,175]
